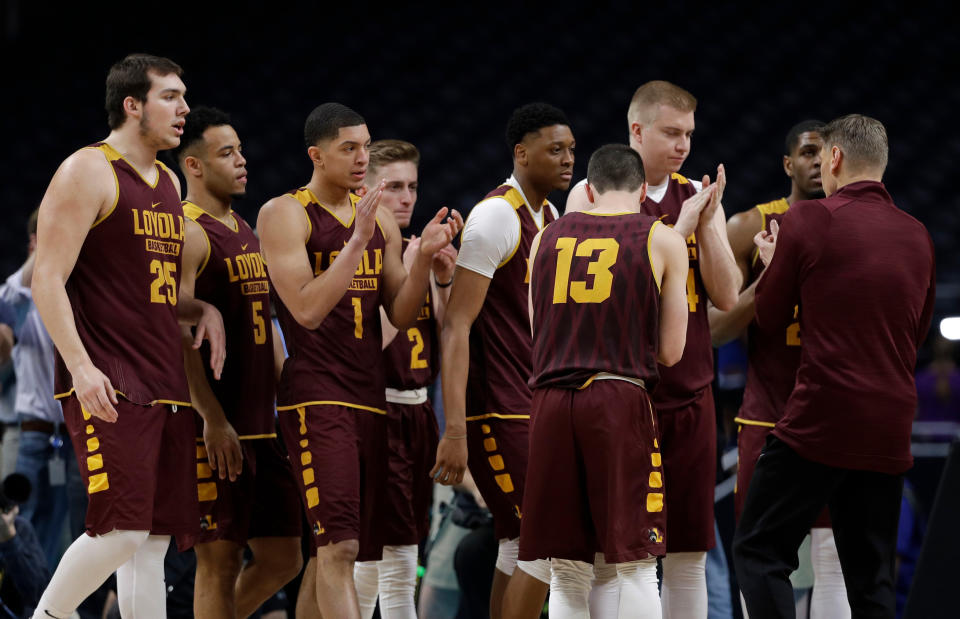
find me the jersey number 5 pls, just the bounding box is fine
[552,237,620,304]
[252,301,267,345]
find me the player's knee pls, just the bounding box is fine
[250,538,304,582]
[316,538,359,568]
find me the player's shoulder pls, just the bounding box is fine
[728,204,764,233]
[755,197,790,216]
[60,144,115,178]
[670,172,702,192]
[181,200,206,223]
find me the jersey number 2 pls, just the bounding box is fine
[552,237,620,304]
[408,328,428,369]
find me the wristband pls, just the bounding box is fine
[436,279,453,288]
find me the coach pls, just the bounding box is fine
[732,114,936,619]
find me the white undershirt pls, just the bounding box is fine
[457,175,558,279]
[569,175,703,209]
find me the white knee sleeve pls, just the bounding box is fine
[549,559,593,619]
[617,558,660,619]
[353,560,379,619]
[33,529,150,619]
[661,551,707,619]
[116,534,169,619]
[378,544,418,619]
[589,553,620,618]
[517,558,552,584]
[810,528,851,619]
[495,538,519,575]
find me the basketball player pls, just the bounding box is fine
[734,114,936,618]
[30,54,225,619]
[171,106,303,619]
[257,103,461,619]
[351,139,456,619]
[709,120,850,618]
[566,81,740,617]
[520,144,688,619]
[430,102,575,619]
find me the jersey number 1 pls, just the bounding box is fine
[553,237,620,304]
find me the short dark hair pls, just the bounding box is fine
[587,144,646,194]
[785,119,824,155]
[505,102,570,152]
[821,114,889,173]
[171,106,232,164]
[105,54,183,130]
[304,103,365,147]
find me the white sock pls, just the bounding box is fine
[33,529,150,618]
[379,544,418,619]
[495,537,519,576]
[810,528,851,619]
[589,553,620,618]
[116,534,170,619]
[549,559,593,619]
[354,560,379,619]
[661,551,707,619]
[616,558,660,619]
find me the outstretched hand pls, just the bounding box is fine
[700,164,726,221]
[419,207,464,257]
[352,181,384,244]
[754,219,779,267]
[674,182,717,239]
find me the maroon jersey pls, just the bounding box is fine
[383,238,439,390]
[738,198,800,426]
[466,185,556,418]
[757,181,936,473]
[54,142,190,407]
[183,202,276,438]
[640,173,712,410]
[272,189,387,413]
[530,211,662,390]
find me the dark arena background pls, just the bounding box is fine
[2,1,959,617]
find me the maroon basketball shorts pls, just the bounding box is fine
[277,403,387,561]
[657,384,717,553]
[519,380,667,564]
[466,415,529,541]
[61,396,198,539]
[177,432,302,550]
[379,399,439,546]
[736,421,830,528]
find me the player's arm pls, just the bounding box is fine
[563,181,591,214]
[381,206,463,329]
[32,149,120,422]
[271,321,285,384]
[257,187,383,331]
[651,223,690,366]
[707,207,762,346]
[754,205,820,331]
[431,267,491,485]
[527,229,545,334]
[696,165,741,311]
[179,219,242,481]
[431,244,457,326]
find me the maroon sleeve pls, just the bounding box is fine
[755,202,828,332]
[917,233,937,345]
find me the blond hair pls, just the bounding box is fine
[368,139,420,177]
[821,114,888,173]
[627,80,697,127]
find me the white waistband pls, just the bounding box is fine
[591,372,647,390]
[385,387,428,405]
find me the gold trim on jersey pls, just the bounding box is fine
[305,188,360,228]
[96,142,163,188]
[53,388,192,408]
[86,144,122,229]
[750,198,789,267]
[181,210,213,278]
[238,433,278,440]
[580,211,636,217]
[670,172,690,185]
[276,400,386,415]
[182,201,240,233]
[289,189,316,239]
[465,413,531,422]
[734,416,776,428]
[648,220,662,292]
